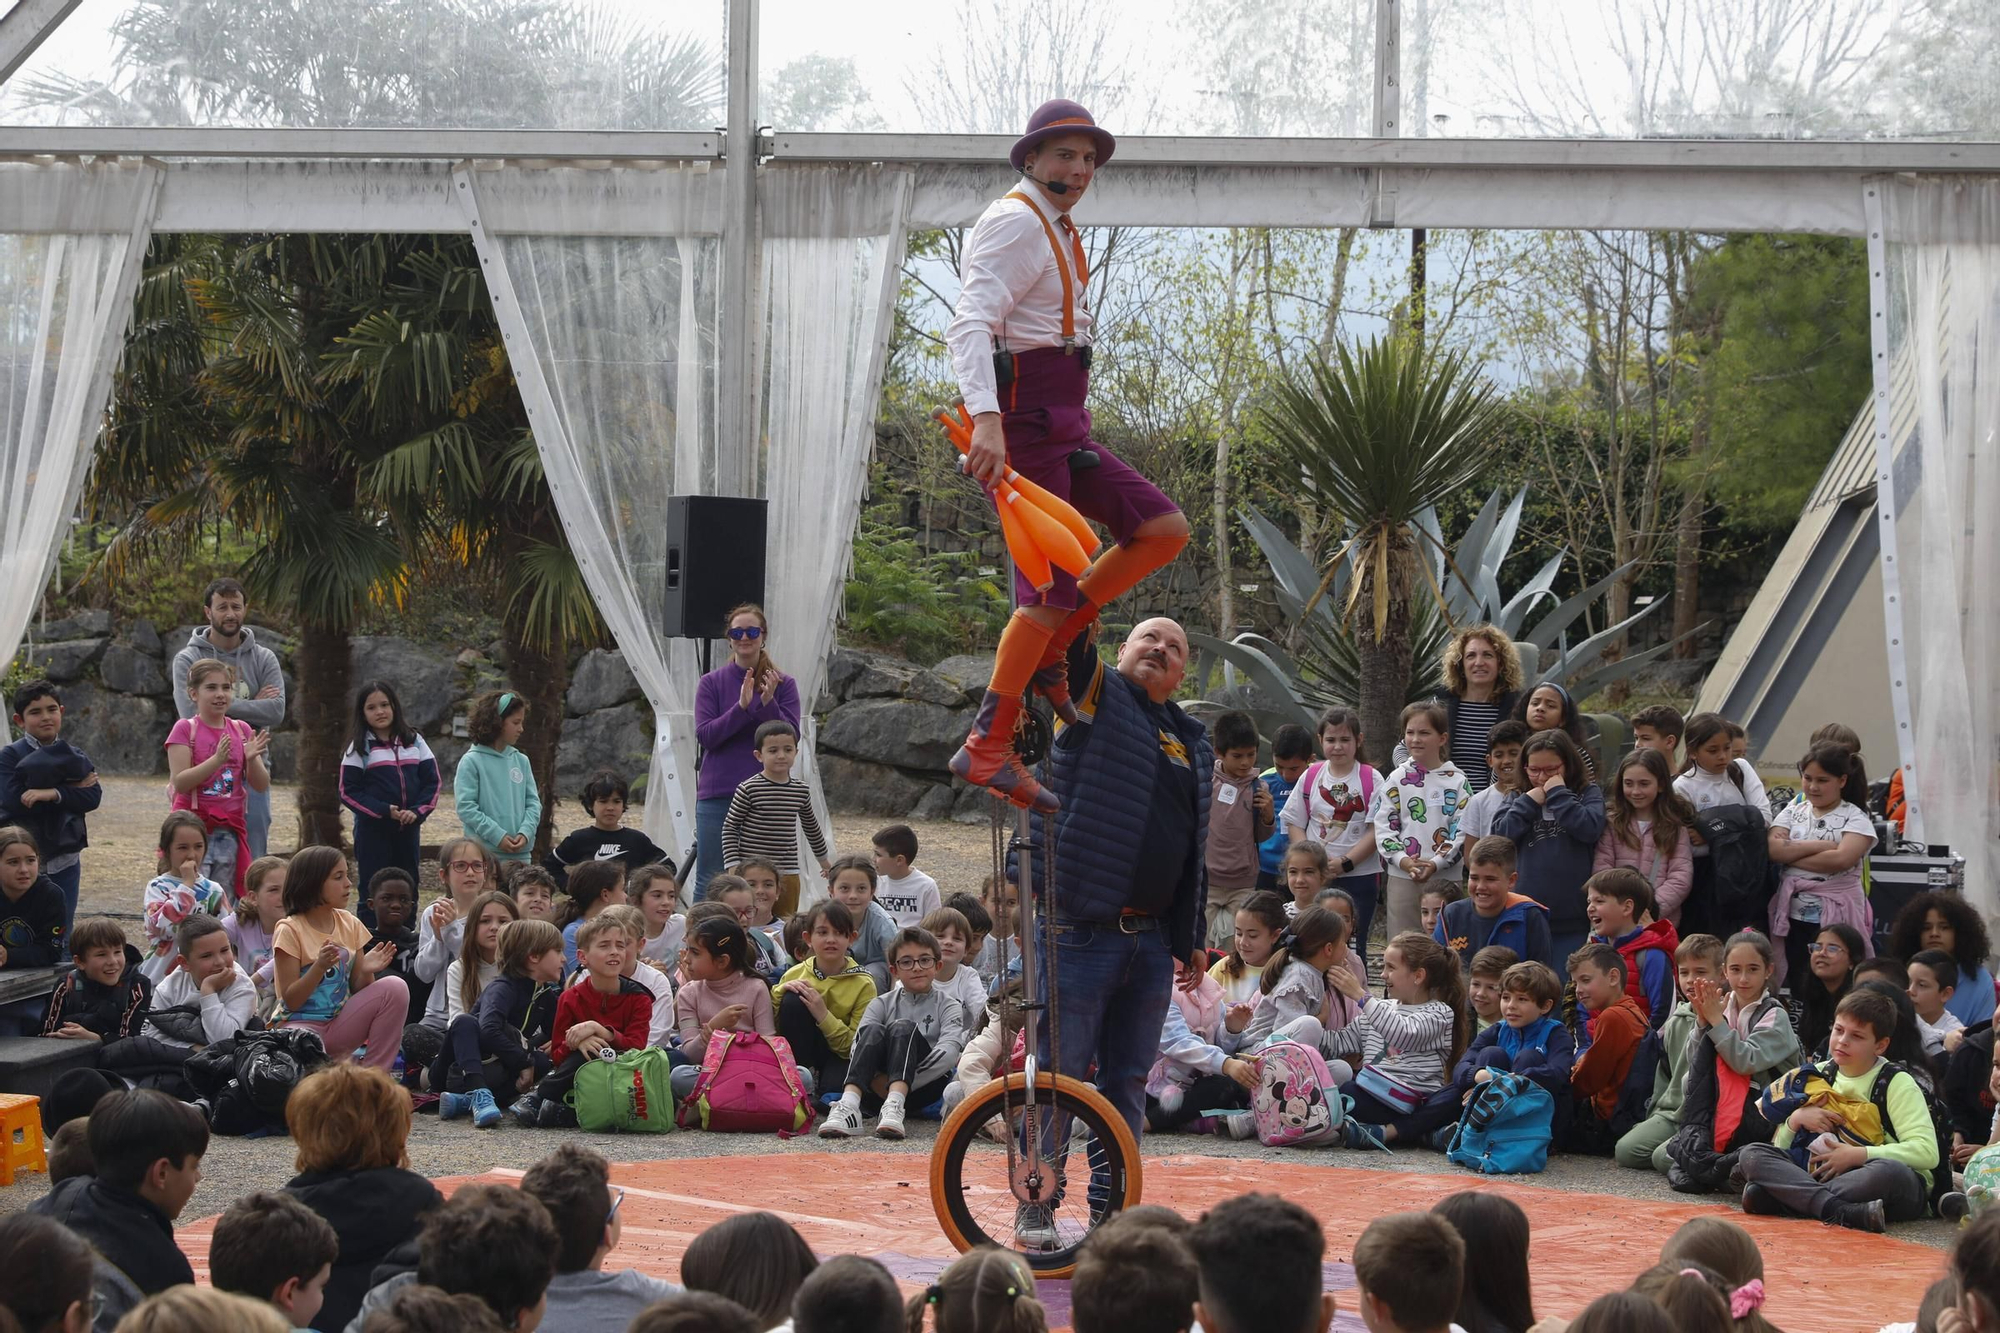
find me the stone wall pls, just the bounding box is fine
[15,616,654,793]
[814,647,997,823]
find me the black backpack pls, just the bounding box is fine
[1689,804,1774,937]
[1804,1055,1959,1218]
[185,1028,329,1134]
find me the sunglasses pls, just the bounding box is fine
[727,626,764,641]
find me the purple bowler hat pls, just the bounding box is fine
[1009,99,1116,171]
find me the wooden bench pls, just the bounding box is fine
[0,1037,98,1102]
[0,966,58,1010]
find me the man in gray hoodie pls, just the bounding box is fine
[171,578,286,857]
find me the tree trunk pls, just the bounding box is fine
[1355,540,1417,762]
[504,629,569,859]
[294,619,352,851]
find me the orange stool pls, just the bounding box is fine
[0,1093,47,1186]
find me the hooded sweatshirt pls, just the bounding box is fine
[773,955,877,1057]
[1573,993,1651,1120]
[1493,783,1608,941]
[0,872,68,967]
[1597,918,1681,1028]
[1373,759,1469,883]
[285,1166,442,1333]
[42,942,150,1039]
[172,625,287,729]
[1453,1013,1576,1096]
[1435,892,1555,973]
[1645,999,1701,1125]
[452,744,542,862]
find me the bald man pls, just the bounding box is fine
[1017,616,1211,1247]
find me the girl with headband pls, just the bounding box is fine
[453,690,541,865]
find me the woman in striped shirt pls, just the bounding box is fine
[1430,625,1525,795]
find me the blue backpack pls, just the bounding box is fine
[1445,1070,1554,1175]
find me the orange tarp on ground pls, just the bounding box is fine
[179,1152,1944,1332]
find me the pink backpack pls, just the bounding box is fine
[675,1031,816,1136]
[1250,1040,1347,1147]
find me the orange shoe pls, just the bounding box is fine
[949,691,1060,814]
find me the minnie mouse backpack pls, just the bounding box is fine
[1250,1040,1347,1147]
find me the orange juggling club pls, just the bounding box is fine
[932,402,1100,582]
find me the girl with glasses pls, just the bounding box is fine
[1794,922,1865,1058]
[692,604,800,901]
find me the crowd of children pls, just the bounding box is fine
[12,1070,2000,1333]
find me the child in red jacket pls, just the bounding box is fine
[1567,941,1656,1154]
[528,914,653,1128]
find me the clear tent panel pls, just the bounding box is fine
[1410,0,2000,141]
[1,0,726,128]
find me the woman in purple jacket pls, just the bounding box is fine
[693,603,800,897]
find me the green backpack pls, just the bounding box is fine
[566,1048,676,1133]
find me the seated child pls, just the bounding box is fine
[736,857,789,952]
[558,860,627,975]
[1741,987,1940,1231]
[940,978,1021,1126]
[1234,906,1360,1052]
[1278,841,1330,920]
[439,917,562,1128]
[943,892,993,971]
[1188,1193,1333,1333]
[629,863,687,968]
[145,912,256,1048]
[782,912,811,966]
[363,868,427,1025]
[141,812,227,985]
[872,823,942,929]
[507,864,560,925]
[42,916,150,1042]
[1312,885,1372,986]
[1616,932,1723,1173]
[825,853,899,992]
[1910,949,1967,1066]
[1419,883,1461,940]
[1951,1039,2000,1220]
[1585,867,1679,1027]
[1566,942,1657,1154]
[1210,892,1286,1038]
[795,1255,906,1333]
[1071,1208,1198,1333]
[1352,1211,1466,1333]
[209,1190,339,1330]
[818,927,967,1140]
[1467,945,1517,1034]
[1145,964,1253,1135]
[922,907,988,1038]
[544,768,667,890]
[526,914,652,1127]
[1435,835,1553,974]
[1663,929,1800,1192]
[26,1088,207,1296]
[0,824,68,1035]
[772,899,878,1097]
[591,904,673,1047]
[1452,960,1574,1101]
[969,875,1019,986]
[708,872,786,981]
[1321,933,1470,1151]
[670,917,775,1102]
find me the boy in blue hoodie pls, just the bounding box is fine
[1256,724,1315,892]
[1435,836,1554,972]
[0,679,100,935]
[1453,960,1575,1099]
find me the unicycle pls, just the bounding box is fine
[928,706,1142,1279]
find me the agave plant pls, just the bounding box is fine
[1188,487,1699,750]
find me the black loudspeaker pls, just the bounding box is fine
[661,496,768,639]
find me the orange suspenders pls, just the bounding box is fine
[1005,191,1090,351]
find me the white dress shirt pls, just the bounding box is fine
[946,186,1095,417]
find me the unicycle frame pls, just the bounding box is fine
[1007,797,1055,1205]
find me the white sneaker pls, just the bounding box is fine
[1014,1202,1060,1250]
[818,1103,864,1138]
[1225,1113,1259,1141]
[876,1101,907,1139]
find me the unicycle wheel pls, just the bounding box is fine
[929,1071,1142,1279]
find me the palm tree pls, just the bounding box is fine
[1259,336,1507,752]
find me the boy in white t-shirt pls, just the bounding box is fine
[922,906,989,1039]
[871,824,941,927]
[1457,719,1529,860]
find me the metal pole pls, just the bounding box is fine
[0,0,81,88]
[716,0,760,499]
[1369,0,1402,228]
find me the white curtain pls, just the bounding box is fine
[1880,177,2000,924]
[460,164,910,886]
[458,165,723,866]
[758,166,914,903]
[0,162,161,680]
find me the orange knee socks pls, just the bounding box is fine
[987,609,1059,703]
[1076,529,1190,610]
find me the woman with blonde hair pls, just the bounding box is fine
[1432,624,1525,794]
[282,1065,442,1333]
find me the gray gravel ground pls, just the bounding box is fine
[0,1110,1961,1253]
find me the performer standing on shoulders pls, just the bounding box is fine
[945,99,1191,814]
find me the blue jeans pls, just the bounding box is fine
[48,861,79,939]
[1333,871,1380,951]
[246,785,271,859]
[694,797,731,900]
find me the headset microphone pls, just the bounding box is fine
[1019,168,1069,196]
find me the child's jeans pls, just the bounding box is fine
[1737,1140,1927,1222]
[286,975,409,1070]
[199,829,239,895]
[1332,871,1381,952]
[440,1013,548,1096]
